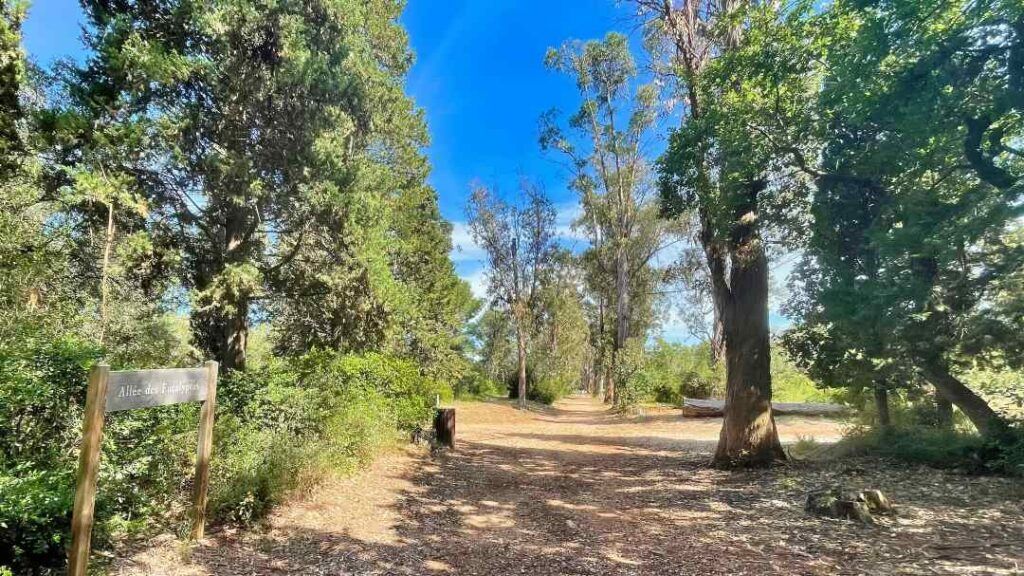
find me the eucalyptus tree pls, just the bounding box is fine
[467,183,557,407]
[541,32,677,404]
[634,0,825,465]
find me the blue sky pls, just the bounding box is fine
[21,0,791,342]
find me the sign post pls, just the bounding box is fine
[191,360,218,539]
[68,364,109,576]
[67,361,219,576]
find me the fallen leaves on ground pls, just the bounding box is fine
[113,396,1024,575]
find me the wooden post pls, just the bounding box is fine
[68,364,110,576]
[191,361,218,540]
[433,408,456,449]
[190,358,218,537]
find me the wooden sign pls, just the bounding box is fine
[68,361,218,576]
[106,368,208,412]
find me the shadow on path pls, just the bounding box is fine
[135,396,1024,576]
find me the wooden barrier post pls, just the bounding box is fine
[434,408,456,449]
[68,364,110,576]
[191,360,218,540]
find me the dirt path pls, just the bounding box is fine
[116,396,1024,575]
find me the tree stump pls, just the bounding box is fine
[805,485,894,524]
[433,408,455,449]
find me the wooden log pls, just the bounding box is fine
[434,408,455,449]
[68,364,110,576]
[191,360,218,540]
[681,397,847,418]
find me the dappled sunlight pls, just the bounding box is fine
[115,396,1024,576]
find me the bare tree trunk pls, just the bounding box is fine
[98,202,115,346]
[221,206,249,372]
[610,246,630,406]
[712,206,785,467]
[516,323,527,408]
[920,359,1006,436]
[602,365,613,404]
[873,385,891,429]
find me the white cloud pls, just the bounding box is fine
[461,264,489,299]
[449,222,486,263]
[553,201,588,242]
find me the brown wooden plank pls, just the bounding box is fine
[191,361,218,540]
[68,364,110,576]
[681,397,847,418]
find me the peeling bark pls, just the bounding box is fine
[712,227,785,467]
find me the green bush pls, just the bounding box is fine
[454,369,501,399]
[208,351,445,524]
[0,469,74,571]
[529,374,574,405]
[0,335,100,574]
[0,340,447,572]
[839,425,1024,476]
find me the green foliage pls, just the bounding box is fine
[454,368,501,400]
[840,425,1024,477]
[0,0,26,178]
[0,469,72,571]
[782,0,1023,436]
[210,351,445,523]
[613,339,832,407]
[1,1,467,572]
[0,335,99,573]
[639,340,724,404]
[771,348,835,403]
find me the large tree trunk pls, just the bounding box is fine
[712,206,785,467]
[919,359,1006,436]
[222,304,248,372]
[220,205,249,372]
[873,386,891,429]
[604,363,616,404]
[710,305,726,364]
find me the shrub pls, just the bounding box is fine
[529,374,573,405]
[0,335,100,574]
[454,369,501,399]
[1,339,447,572]
[208,351,446,523]
[838,425,1024,476]
[0,469,74,572]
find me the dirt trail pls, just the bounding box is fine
[116,396,1024,575]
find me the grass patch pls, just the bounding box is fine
[834,425,1024,476]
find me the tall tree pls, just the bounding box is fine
[68,0,433,371]
[467,182,556,407]
[0,0,24,178]
[635,0,823,465]
[785,0,1022,435]
[542,32,676,404]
